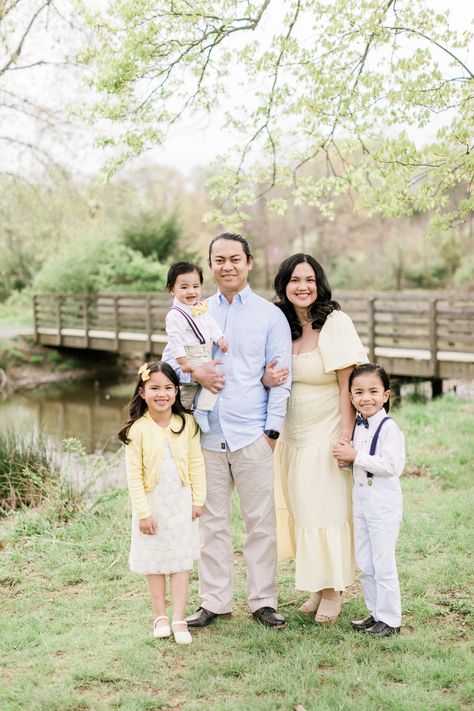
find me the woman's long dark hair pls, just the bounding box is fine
[273,253,340,340]
[118,361,195,444]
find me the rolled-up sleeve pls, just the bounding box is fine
[264,310,292,432]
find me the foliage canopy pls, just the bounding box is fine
[86,0,474,232]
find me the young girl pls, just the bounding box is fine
[118,361,206,644]
[332,363,405,637]
[165,261,228,433]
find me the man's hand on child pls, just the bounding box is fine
[192,505,205,520]
[139,516,157,535]
[176,356,194,374]
[262,359,289,388]
[192,360,225,393]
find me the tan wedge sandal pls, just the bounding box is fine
[298,591,323,615]
[314,591,343,624]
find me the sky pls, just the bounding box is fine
[2,0,473,179]
[128,0,474,176]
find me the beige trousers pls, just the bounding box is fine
[198,436,277,614]
[184,342,217,411]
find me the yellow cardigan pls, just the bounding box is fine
[125,411,206,519]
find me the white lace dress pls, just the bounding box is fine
[129,441,200,574]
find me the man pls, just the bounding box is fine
[162,233,292,628]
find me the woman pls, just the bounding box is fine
[272,253,368,623]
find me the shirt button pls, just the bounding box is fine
[220,442,226,450]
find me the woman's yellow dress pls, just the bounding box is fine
[274,310,368,592]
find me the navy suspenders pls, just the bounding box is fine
[366,416,391,485]
[170,305,206,345]
[352,416,391,486]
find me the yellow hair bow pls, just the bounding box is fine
[138,363,151,382]
[193,301,208,317]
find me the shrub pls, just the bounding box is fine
[122,212,182,261]
[33,233,167,293]
[47,351,61,365]
[0,431,58,513]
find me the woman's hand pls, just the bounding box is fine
[262,359,289,388]
[139,516,157,535]
[192,505,205,520]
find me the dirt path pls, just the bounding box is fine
[0,325,33,339]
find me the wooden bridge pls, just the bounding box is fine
[33,290,474,387]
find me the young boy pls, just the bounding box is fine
[332,363,405,637]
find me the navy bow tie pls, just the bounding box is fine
[355,414,369,428]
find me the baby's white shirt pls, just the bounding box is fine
[165,297,224,359]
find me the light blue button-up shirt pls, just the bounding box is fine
[162,285,292,452]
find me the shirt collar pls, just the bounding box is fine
[172,296,199,315]
[365,408,389,428]
[217,284,252,305]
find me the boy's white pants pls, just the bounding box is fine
[352,477,403,628]
[184,342,217,411]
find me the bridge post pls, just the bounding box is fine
[32,294,38,342]
[113,296,119,351]
[83,296,90,348]
[429,298,442,398]
[146,295,152,354]
[55,295,62,346]
[367,297,375,362]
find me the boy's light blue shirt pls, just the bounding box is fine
[162,285,292,452]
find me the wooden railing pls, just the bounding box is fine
[33,290,474,380]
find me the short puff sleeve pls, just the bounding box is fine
[319,310,368,373]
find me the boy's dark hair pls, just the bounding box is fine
[166,261,203,291]
[118,361,196,444]
[349,363,391,413]
[273,253,340,339]
[208,232,253,264]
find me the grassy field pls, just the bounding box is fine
[0,396,473,711]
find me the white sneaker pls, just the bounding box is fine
[153,616,171,638]
[171,620,192,644]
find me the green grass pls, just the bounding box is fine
[0,397,472,710]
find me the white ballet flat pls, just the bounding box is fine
[171,620,192,645]
[153,615,171,638]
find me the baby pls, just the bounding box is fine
[165,261,228,432]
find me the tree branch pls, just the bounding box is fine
[0,0,53,76]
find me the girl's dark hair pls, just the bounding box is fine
[349,363,391,413]
[166,261,203,291]
[208,232,253,263]
[118,361,195,444]
[273,253,340,339]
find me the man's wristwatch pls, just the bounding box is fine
[264,429,280,440]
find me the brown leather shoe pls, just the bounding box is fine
[252,607,286,628]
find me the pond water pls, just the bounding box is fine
[0,379,130,454]
[0,379,198,454]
